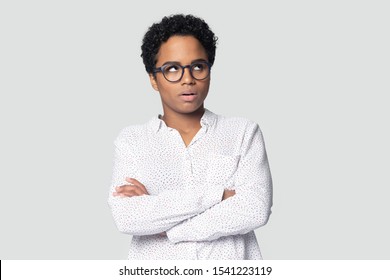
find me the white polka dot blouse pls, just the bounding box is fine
[108,108,273,259]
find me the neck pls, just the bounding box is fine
[161,107,205,134]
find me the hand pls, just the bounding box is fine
[113,177,149,198]
[222,189,236,201]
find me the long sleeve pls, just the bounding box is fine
[166,123,273,243]
[108,131,225,236]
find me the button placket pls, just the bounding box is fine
[184,149,193,176]
[181,148,195,196]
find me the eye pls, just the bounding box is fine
[164,64,180,73]
[192,63,206,71]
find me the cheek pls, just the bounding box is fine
[199,80,211,94]
[156,80,177,98]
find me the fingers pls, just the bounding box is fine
[125,177,149,195]
[113,185,144,197]
[112,178,149,198]
[222,189,236,201]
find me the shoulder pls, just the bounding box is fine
[117,124,146,139]
[214,112,261,134]
[212,112,266,149]
[114,119,152,146]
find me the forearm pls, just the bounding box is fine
[166,182,272,243]
[108,183,224,236]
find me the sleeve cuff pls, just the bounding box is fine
[166,224,183,243]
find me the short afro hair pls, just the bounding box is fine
[141,14,218,74]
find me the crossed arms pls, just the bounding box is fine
[108,122,273,243]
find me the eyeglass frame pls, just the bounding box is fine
[152,61,212,82]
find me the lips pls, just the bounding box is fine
[180,92,196,96]
[179,92,197,101]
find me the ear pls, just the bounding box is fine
[149,74,159,91]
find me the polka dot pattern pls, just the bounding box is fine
[108,109,273,259]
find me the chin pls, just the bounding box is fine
[178,104,204,114]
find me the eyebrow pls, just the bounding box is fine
[161,59,208,66]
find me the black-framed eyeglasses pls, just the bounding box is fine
[153,61,212,82]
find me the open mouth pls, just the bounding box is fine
[180,92,197,101]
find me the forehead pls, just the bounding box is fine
[155,35,208,64]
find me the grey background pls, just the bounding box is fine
[1,0,389,259]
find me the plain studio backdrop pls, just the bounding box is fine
[0,0,389,259]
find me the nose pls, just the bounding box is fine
[181,65,195,84]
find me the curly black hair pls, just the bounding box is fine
[141,14,218,74]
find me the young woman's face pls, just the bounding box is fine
[149,35,210,116]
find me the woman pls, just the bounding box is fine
[108,14,273,259]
